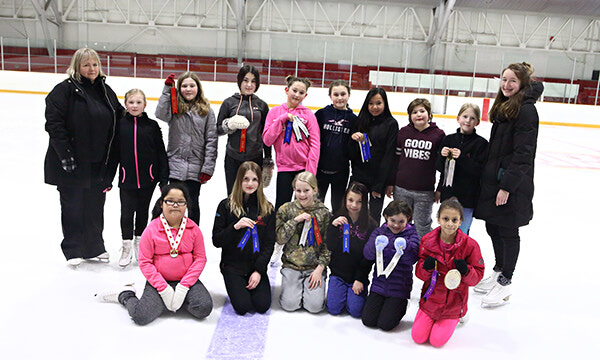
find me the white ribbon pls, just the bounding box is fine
[292,115,309,142]
[443,156,456,187]
[380,237,407,278]
[298,218,311,246]
[159,214,187,258]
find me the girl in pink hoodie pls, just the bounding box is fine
[95,182,213,325]
[262,75,321,211]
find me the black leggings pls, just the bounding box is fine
[317,169,349,215]
[120,186,156,239]
[486,223,520,280]
[275,170,303,211]
[224,155,263,195]
[222,272,271,315]
[361,292,408,331]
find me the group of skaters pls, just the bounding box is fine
[44,47,541,347]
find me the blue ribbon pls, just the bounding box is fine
[284,121,293,144]
[252,227,259,253]
[238,228,252,250]
[360,133,372,162]
[342,224,350,253]
[307,223,315,246]
[364,133,371,160]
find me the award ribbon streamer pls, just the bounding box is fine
[359,133,372,162]
[299,219,311,246]
[342,224,350,253]
[312,217,323,246]
[380,237,406,278]
[252,226,259,253]
[423,261,438,301]
[240,129,247,153]
[284,120,293,144]
[237,228,252,250]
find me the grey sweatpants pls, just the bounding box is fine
[280,267,327,313]
[121,280,213,325]
[393,186,434,239]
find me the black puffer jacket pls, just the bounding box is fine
[44,76,123,188]
[474,81,544,227]
[212,194,276,276]
[118,112,169,189]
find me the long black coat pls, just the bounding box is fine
[44,76,123,188]
[474,81,544,227]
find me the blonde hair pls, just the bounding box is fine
[66,48,105,83]
[176,72,211,116]
[229,161,274,218]
[292,171,319,198]
[458,103,481,120]
[124,88,147,105]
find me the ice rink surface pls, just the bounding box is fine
[0,86,599,359]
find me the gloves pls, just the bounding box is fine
[375,235,389,251]
[61,156,77,173]
[423,256,436,270]
[199,173,212,184]
[262,158,274,187]
[453,259,469,276]
[165,73,176,86]
[171,283,189,311]
[159,285,175,312]
[227,115,250,130]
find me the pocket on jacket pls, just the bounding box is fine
[497,167,505,181]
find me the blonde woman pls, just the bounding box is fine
[44,47,124,266]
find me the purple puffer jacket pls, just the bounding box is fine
[363,223,420,298]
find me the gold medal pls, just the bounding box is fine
[170,248,178,258]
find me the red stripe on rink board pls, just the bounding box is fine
[482,98,490,122]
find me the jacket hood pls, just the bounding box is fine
[523,81,544,104]
[292,198,328,213]
[408,121,440,133]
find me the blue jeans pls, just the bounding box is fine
[326,275,367,318]
[459,208,474,235]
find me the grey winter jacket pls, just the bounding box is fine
[155,85,218,181]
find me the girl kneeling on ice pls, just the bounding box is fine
[412,198,484,347]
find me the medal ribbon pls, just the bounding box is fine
[443,154,456,186]
[170,86,178,114]
[312,217,322,246]
[359,133,372,162]
[380,237,406,278]
[423,261,438,301]
[159,214,187,257]
[284,120,293,144]
[299,218,311,246]
[342,224,350,253]
[252,227,259,253]
[237,226,260,253]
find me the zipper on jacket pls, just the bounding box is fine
[134,116,141,188]
[102,77,117,168]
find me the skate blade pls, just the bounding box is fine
[481,296,510,308]
[473,287,491,294]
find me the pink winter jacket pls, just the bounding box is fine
[262,103,320,175]
[139,217,207,292]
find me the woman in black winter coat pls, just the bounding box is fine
[44,48,124,266]
[474,62,544,306]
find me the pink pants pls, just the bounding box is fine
[411,309,460,347]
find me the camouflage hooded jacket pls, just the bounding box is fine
[276,199,331,271]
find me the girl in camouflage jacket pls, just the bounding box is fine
[276,171,331,313]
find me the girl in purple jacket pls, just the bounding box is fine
[362,200,420,331]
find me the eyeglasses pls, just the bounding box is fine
[163,199,187,207]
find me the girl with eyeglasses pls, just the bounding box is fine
[95,182,213,325]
